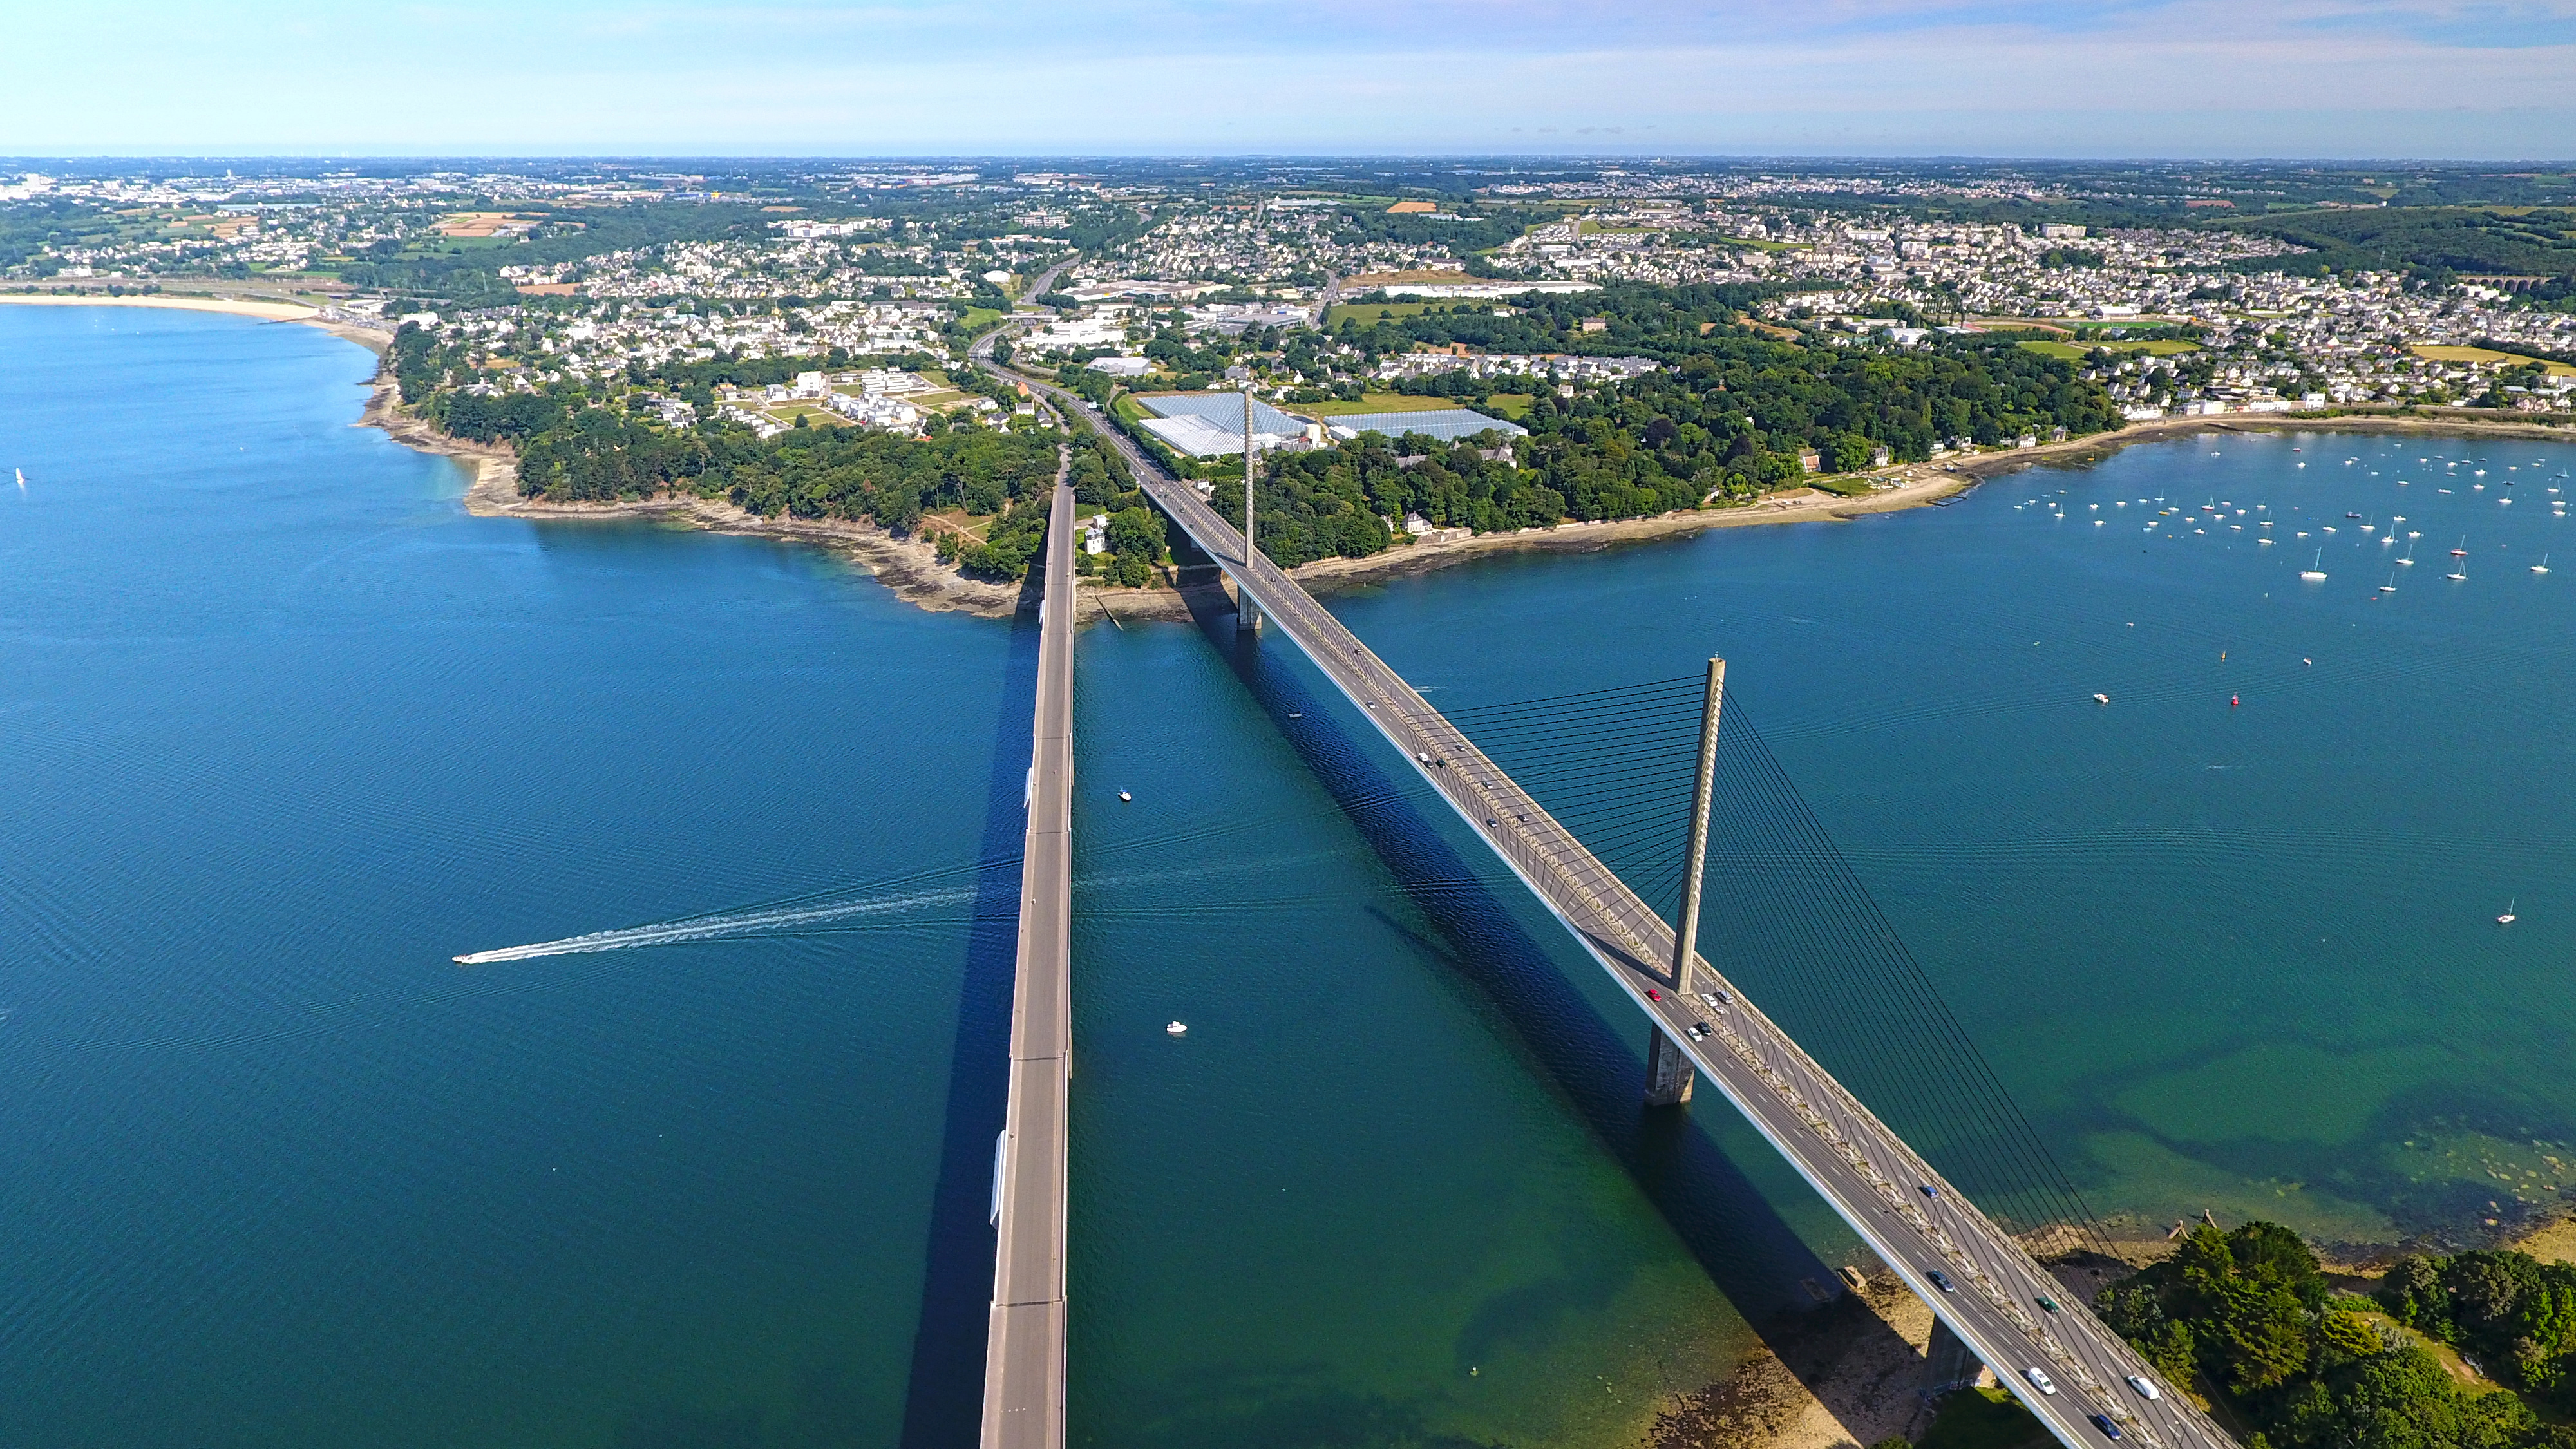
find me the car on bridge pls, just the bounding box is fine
[2025,1367,2057,1396]
[2090,1413,2125,1439]
[1926,1269,1955,1293]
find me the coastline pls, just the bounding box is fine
[349,351,2571,627]
[0,290,393,354]
[370,370,1031,618]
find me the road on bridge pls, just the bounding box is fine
[979,446,1075,1449]
[987,362,2235,1449]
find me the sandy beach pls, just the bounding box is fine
[0,289,394,353]
[0,292,317,321]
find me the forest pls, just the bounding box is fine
[2226,208,2576,287]
[2096,1222,2576,1449]
[1208,319,2116,567]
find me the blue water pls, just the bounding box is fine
[1332,432,2576,1247]
[10,307,2574,1449]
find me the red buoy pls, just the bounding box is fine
[2231,695,2240,707]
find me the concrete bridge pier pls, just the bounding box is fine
[1645,1028,1696,1106]
[1924,1315,1994,1397]
[1237,388,1261,635]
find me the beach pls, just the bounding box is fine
[0,289,392,352]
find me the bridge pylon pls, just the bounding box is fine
[1647,656,1725,1108]
[1237,388,1260,634]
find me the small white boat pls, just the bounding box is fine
[11,468,21,492]
[2448,563,2468,582]
[2534,555,2550,575]
[2301,549,2328,582]
[2092,693,2110,705]
[1166,1021,1188,1036]
[2380,574,2397,593]
[2499,899,2517,925]
[1118,790,1132,802]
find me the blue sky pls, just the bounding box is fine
[3,1,2571,158]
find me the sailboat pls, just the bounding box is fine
[2398,539,2416,567]
[12,468,21,493]
[2452,537,2469,556]
[2300,549,2327,581]
[2534,555,2551,575]
[2499,898,2517,925]
[2380,573,2398,592]
[2448,558,2468,582]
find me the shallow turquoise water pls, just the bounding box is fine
[8,306,2572,1449]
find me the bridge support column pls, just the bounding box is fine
[1238,386,1260,636]
[1645,1027,1695,1106]
[1924,1315,1992,1397]
[1669,657,1725,996]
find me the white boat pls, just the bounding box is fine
[2092,693,2110,705]
[2534,555,2551,575]
[11,468,21,492]
[2380,573,2397,592]
[1166,1021,1188,1036]
[2448,562,2468,582]
[1118,790,1132,802]
[2499,899,2517,925]
[2398,540,2416,566]
[2300,549,2328,582]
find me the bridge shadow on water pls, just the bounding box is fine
[895,582,1047,1449]
[1175,589,1920,1408]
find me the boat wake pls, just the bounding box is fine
[454,883,981,964]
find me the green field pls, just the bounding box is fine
[1289,393,1475,417]
[1482,393,1535,421]
[2019,339,2201,360]
[1324,301,1439,327]
[959,307,1007,332]
[2410,344,2576,377]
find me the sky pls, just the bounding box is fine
[3,0,2573,159]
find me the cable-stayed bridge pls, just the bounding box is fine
[980,366,2236,1449]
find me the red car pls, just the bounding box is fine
[1646,989,1662,1001]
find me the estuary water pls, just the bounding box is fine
[3,306,2572,1449]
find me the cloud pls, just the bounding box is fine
[1,0,2571,155]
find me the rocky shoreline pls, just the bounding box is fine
[361,360,2575,633]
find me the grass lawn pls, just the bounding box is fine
[2019,339,2201,360]
[1291,393,1477,417]
[1325,301,1439,327]
[1920,1388,2052,1449]
[2411,344,2576,377]
[960,307,1007,332]
[1483,393,1535,421]
[1111,395,1148,425]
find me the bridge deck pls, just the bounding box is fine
[1120,460,2228,1449]
[980,455,1075,1449]
[984,357,2235,1449]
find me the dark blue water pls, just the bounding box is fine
[0,308,1021,1448]
[12,308,2573,1449]
[1,309,1762,1449]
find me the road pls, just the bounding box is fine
[978,448,1075,1449]
[995,359,2234,1449]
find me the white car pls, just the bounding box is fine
[2125,1374,2161,1402]
[2025,1367,2058,1396]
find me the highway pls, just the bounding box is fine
[994,361,2235,1449]
[978,448,1075,1449]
